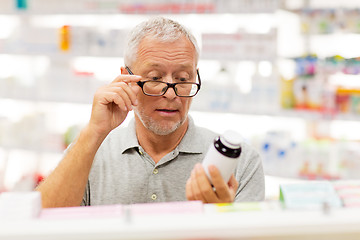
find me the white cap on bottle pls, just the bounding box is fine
[220,130,242,149]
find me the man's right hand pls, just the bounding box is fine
[37,73,142,208]
[88,74,142,138]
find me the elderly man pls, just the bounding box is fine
[37,17,264,207]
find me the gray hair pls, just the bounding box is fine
[124,17,199,67]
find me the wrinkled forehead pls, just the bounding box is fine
[134,36,197,69]
[137,35,197,61]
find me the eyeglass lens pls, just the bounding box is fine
[142,81,198,96]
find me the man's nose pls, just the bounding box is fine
[162,76,177,98]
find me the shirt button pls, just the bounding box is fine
[151,194,157,200]
[153,168,159,175]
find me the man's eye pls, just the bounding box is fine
[176,77,189,82]
[150,76,161,81]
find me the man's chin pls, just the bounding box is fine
[148,122,181,136]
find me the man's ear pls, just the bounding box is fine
[120,66,127,74]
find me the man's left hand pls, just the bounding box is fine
[185,163,239,203]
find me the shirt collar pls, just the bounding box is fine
[117,119,140,154]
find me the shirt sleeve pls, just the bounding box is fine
[234,144,265,202]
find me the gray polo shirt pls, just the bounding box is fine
[82,116,265,205]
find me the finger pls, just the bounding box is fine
[108,85,135,111]
[112,74,141,84]
[194,164,218,203]
[112,90,131,112]
[98,87,130,112]
[208,165,232,202]
[127,81,141,98]
[109,82,139,107]
[100,91,128,112]
[190,168,204,201]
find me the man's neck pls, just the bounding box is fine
[135,118,189,163]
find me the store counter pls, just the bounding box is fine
[1,200,360,240]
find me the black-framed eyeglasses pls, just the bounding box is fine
[125,66,201,97]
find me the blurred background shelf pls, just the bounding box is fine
[0,0,278,15]
[1,0,360,196]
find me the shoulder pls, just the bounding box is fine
[241,141,261,162]
[237,140,262,171]
[234,141,263,189]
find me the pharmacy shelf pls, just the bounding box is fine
[0,0,278,15]
[0,94,94,105]
[263,109,360,122]
[280,0,360,11]
[0,51,123,59]
[0,145,65,154]
[0,50,277,62]
[191,104,360,122]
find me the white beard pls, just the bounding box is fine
[134,107,187,136]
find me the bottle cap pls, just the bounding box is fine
[220,130,242,149]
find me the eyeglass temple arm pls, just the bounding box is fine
[196,69,201,89]
[125,66,143,88]
[125,66,134,75]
